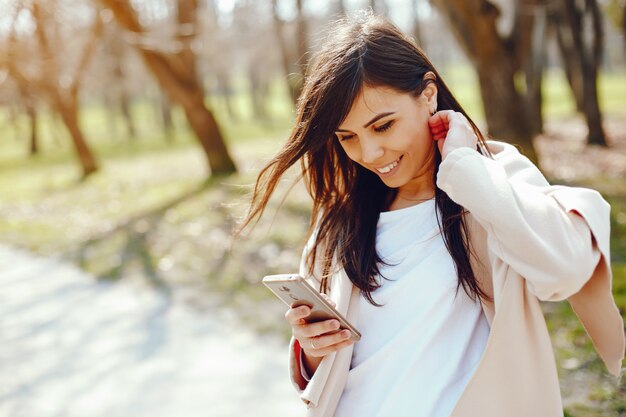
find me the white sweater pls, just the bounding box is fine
[332,199,489,417]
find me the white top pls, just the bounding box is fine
[332,199,490,417]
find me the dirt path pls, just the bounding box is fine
[0,245,304,417]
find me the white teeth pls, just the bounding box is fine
[376,157,400,174]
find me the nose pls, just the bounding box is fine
[360,136,384,164]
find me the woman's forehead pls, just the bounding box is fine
[339,86,413,128]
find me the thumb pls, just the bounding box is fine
[436,137,444,155]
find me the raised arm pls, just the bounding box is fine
[431,111,608,301]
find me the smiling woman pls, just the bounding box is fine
[237,10,624,417]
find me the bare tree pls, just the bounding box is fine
[159,93,175,141]
[105,24,137,140]
[551,0,607,146]
[18,85,39,155]
[231,1,276,122]
[102,0,237,175]
[3,73,40,155]
[431,0,547,163]
[4,1,102,177]
[271,0,310,105]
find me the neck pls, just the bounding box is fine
[388,165,436,211]
[388,189,435,211]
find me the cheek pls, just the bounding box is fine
[339,143,360,163]
[399,123,431,152]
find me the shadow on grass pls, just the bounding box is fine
[70,175,236,291]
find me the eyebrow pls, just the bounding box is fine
[335,111,396,132]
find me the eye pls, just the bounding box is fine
[336,133,355,142]
[374,120,393,133]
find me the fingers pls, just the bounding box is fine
[285,305,311,326]
[447,111,474,134]
[283,293,336,326]
[285,295,354,359]
[446,112,477,148]
[303,329,354,358]
[294,318,341,338]
[284,305,343,339]
[428,111,451,141]
[428,111,477,159]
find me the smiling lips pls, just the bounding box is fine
[375,155,403,174]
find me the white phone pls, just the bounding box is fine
[262,274,361,342]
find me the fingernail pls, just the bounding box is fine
[301,306,310,314]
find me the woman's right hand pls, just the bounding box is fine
[285,295,355,359]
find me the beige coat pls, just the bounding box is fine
[288,142,625,417]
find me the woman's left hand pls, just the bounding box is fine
[428,110,477,160]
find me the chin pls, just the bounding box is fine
[379,176,406,189]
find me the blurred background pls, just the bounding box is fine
[0,0,624,416]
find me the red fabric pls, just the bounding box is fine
[294,338,302,369]
[293,338,308,390]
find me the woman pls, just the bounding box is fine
[239,12,624,417]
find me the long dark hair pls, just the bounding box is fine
[238,12,490,306]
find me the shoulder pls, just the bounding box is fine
[484,140,549,187]
[484,140,531,164]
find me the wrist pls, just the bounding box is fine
[301,348,323,377]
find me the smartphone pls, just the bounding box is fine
[262,274,361,342]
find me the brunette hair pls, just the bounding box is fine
[238,12,490,306]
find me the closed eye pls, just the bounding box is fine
[374,120,393,133]
[336,133,355,142]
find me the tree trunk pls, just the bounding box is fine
[119,90,136,139]
[182,91,237,174]
[522,4,547,136]
[581,63,605,146]
[554,0,607,146]
[553,13,584,111]
[18,1,102,176]
[103,94,119,139]
[139,55,237,173]
[57,97,98,177]
[433,0,538,163]
[216,72,238,122]
[160,94,174,141]
[249,67,268,121]
[296,0,309,79]
[623,3,626,52]
[272,0,302,105]
[28,105,38,155]
[103,0,237,174]
[583,0,606,146]
[475,62,537,162]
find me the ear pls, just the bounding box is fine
[421,71,438,114]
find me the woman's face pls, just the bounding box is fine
[334,83,438,197]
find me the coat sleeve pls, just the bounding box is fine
[436,143,606,302]
[288,227,323,400]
